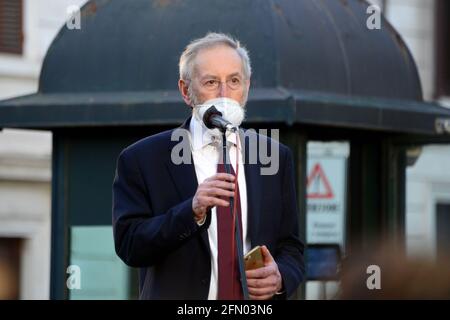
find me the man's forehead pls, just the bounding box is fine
[199,72,243,80]
[193,45,244,76]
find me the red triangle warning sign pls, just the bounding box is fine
[307,163,334,199]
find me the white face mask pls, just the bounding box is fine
[193,97,246,130]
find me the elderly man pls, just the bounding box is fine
[112,33,304,300]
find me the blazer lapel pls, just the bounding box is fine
[240,129,262,247]
[165,117,197,199]
[165,117,211,253]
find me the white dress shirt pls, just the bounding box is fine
[188,115,251,300]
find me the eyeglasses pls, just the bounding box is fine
[197,76,245,92]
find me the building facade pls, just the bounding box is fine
[0,0,87,299]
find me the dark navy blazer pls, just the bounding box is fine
[112,118,305,299]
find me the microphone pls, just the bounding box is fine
[202,106,237,132]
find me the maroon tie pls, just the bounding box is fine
[217,161,244,300]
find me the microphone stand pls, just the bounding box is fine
[221,130,249,300]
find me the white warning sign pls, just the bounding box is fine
[307,157,347,246]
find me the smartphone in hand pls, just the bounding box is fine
[244,246,264,270]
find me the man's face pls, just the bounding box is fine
[179,45,250,107]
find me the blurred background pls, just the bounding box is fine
[0,0,449,300]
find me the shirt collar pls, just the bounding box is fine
[189,114,240,151]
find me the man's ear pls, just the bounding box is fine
[246,78,251,92]
[178,79,192,106]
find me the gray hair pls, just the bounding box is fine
[179,32,252,82]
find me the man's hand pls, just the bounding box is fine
[246,245,283,300]
[192,173,235,223]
